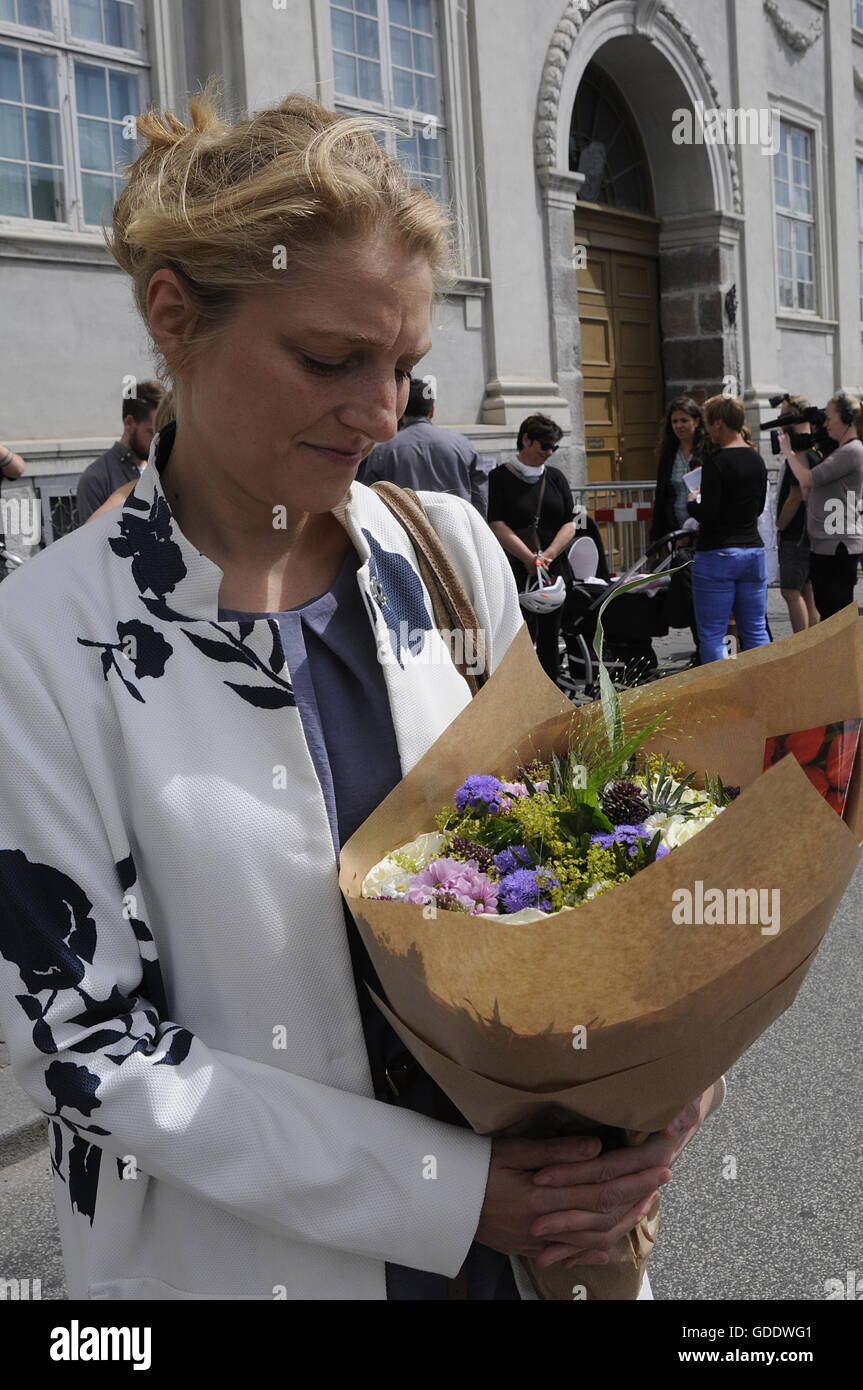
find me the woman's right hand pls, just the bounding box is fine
[474,1134,670,1267]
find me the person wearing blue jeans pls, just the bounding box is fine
[687,395,770,666]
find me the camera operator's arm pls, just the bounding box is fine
[778,432,812,497]
[777,481,803,531]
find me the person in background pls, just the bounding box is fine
[487,414,575,683]
[779,392,863,620]
[360,376,488,516]
[0,441,26,573]
[687,394,770,665]
[85,391,175,524]
[650,396,708,664]
[771,395,819,632]
[76,380,164,524]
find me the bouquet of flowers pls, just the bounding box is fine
[340,606,863,1300]
[361,750,737,924]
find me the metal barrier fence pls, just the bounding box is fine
[573,481,657,574]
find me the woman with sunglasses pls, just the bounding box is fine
[487,415,576,682]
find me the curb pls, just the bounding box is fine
[0,1114,49,1168]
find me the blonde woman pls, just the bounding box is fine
[0,86,717,1301]
[687,395,770,664]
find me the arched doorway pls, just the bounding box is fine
[535,1,744,487]
[571,61,662,483]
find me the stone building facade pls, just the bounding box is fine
[1,0,861,534]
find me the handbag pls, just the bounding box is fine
[370,481,488,697]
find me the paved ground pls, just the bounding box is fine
[1,580,861,1303]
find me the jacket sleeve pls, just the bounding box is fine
[0,628,491,1278]
[75,465,105,525]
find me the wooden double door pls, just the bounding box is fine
[575,204,664,484]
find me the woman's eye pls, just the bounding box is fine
[301,356,347,376]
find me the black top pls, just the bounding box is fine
[488,463,576,584]
[775,451,818,545]
[687,447,767,551]
[651,444,706,544]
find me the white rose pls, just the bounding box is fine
[361,831,444,898]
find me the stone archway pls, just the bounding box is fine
[536,0,744,482]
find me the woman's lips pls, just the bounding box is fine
[303,443,364,466]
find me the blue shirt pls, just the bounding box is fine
[219,544,518,1300]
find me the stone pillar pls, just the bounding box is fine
[658,211,745,402]
[536,168,586,486]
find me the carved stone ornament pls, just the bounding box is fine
[535,0,742,213]
[762,0,823,53]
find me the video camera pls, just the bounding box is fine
[761,394,836,458]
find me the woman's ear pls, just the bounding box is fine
[147,269,195,375]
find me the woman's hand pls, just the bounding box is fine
[475,1087,714,1268]
[687,490,699,502]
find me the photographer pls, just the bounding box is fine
[766,396,819,632]
[778,392,863,620]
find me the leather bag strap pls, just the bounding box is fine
[370,482,488,697]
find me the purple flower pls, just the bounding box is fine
[404,857,473,904]
[501,781,528,799]
[498,867,560,914]
[493,845,533,875]
[454,775,508,814]
[458,868,499,915]
[655,844,670,859]
[590,824,650,857]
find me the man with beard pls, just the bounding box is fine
[76,381,164,524]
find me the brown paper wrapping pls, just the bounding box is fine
[339,606,863,1299]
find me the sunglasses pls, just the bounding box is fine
[532,439,559,453]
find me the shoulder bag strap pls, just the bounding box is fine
[370,481,488,697]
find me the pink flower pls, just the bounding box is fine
[405,858,499,915]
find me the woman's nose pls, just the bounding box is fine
[338,378,404,443]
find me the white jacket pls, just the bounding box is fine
[0,434,527,1300]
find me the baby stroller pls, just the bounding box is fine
[557,526,696,701]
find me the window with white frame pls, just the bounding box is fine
[330,0,447,203]
[773,120,816,313]
[854,0,863,31]
[0,0,146,230]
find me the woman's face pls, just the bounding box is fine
[670,411,697,445]
[825,401,850,442]
[151,235,434,518]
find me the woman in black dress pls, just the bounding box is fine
[487,414,577,682]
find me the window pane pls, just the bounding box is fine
[412,0,432,32]
[108,69,136,118]
[778,247,793,279]
[390,0,409,23]
[355,15,379,58]
[778,277,793,309]
[0,47,20,102]
[0,0,14,21]
[81,169,113,223]
[26,106,61,163]
[357,57,381,101]
[22,51,57,107]
[777,215,792,250]
[418,132,440,174]
[70,0,103,41]
[75,62,108,116]
[0,103,24,159]
[104,0,136,48]
[0,157,28,214]
[30,162,61,219]
[112,120,134,172]
[333,51,357,98]
[390,26,411,68]
[415,73,436,114]
[331,8,354,52]
[392,65,413,108]
[78,116,112,170]
[354,0,377,13]
[413,32,434,72]
[18,0,52,27]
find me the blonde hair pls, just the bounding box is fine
[106,80,455,382]
[703,394,746,433]
[152,389,175,434]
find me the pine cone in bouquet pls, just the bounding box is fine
[340,611,863,1300]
